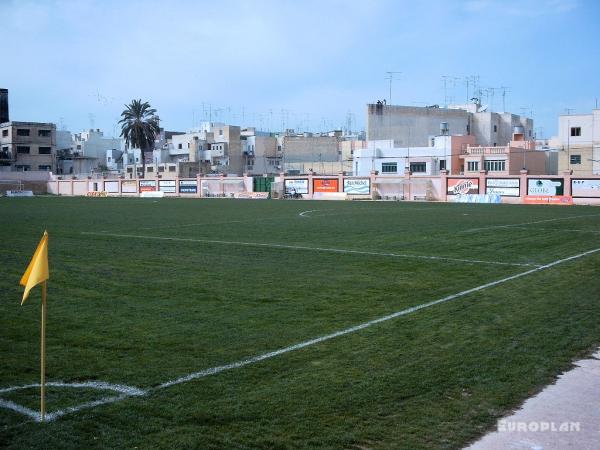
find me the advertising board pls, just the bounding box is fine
[343,178,371,195]
[104,181,119,193]
[485,178,520,197]
[179,179,198,194]
[284,179,309,194]
[121,180,137,193]
[313,178,339,193]
[139,180,157,192]
[447,178,479,195]
[571,179,600,198]
[158,180,176,193]
[527,178,564,196]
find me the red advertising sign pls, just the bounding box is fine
[523,195,573,205]
[447,178,479,195]
[139,180,157,192]
[313,178,339,193]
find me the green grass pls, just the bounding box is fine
[0,197,599,449]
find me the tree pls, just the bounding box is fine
[119,99,160,177]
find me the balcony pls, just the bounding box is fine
[461,146,509,156]
[0,151,14,161]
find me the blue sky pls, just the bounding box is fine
[1,0,599,138]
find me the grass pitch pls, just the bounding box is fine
[1,197,599,449]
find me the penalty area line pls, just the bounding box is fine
[80,231,538,267]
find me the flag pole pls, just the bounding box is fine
[40,280,47,422]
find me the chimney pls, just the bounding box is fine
[0,89,8,124]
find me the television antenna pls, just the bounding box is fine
[385,71,402,105]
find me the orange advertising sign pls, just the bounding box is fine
[523,195,573,205]
[313,178,339,193]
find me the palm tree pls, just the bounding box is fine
[119,99,160,177]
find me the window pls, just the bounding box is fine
[38,130,51,137]
[493,125,497,132]
[158,166,165,172]
[147,166,154,172]
[38,165,51,171]
[570,127,581,137]
[16,129,30,137]
[484,160,506,172]
[178,143,183,149]
[467,161,479,171]
[16,146,30,154]
[439,159,446,171]
[219,129,223,136]
[76,144,81,150]
[570,155,581,165]
[168,166,176,172]
[381,162,397,173]
[410,162,426,173]
[107,157,112,162]
[38,146,51,154]
[1,129,7,137]
[15,165,31,171]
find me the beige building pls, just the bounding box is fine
[555,110,600,176]
[241,128,280,175]
[0,122,56,172]
[460,133,546,176]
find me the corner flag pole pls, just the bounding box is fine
[40,280,47,421]
[19,231,50,422]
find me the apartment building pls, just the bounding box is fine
[555,110,600,175]
[0,122,57,172]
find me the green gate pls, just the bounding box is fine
[253,176,274,193]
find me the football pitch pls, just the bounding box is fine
[1,197,600,449]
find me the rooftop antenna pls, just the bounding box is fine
[88,113,95,129]
[464,75,480,103]
[500,86,510,112]
[385,71,402,105]
[564,108,574,115]
[441,76,459,108]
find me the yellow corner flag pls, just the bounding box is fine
[20,231,49,305]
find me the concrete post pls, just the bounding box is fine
[440,169,448,202]
[404,169,411,200]
[479,170,487,195]
[520,169,529,199]
[337,171,344,192]
[562,170,572,196]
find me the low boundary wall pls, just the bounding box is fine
[46,170,600,206]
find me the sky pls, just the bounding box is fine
[1,0,599,138]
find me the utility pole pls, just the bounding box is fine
[385,71,402,105]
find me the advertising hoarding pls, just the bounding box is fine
[139,180,157,192]
[179,179,198,194]
[158,180,176,193]
[527,178,564,196]
[485,178,520,197]
[343,178,371,195]
[121,180,137,193]
[447,178,479,195]
[313,178,339,193]
[284,179,309,194]
[571,179,600,198]
[104,181,119,193]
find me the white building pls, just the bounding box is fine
[71,129,123,174]
[353,134,476,177]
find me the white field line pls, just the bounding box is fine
[2,246,600,422]
[464,213,600,233]
[298,209,319,217]
[509,227,600,234]
[0,381,146,422]
[80,231,537,267]
[156,245,600,388]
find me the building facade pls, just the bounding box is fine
[555,110,600,175]
[366,101,533,148]
[0,122,57,172]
